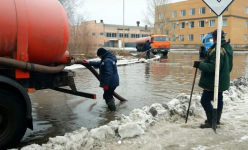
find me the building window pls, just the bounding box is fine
[225,7,228,12]
[100,32,104,36]
[165,18,170,24]
[171,35,176,41]
[209,20,215,27]
[199,7,206,14]
[181,10,186,16]
[92,33,96,36]
[125,34,129,38]
[131,34,140,38]
[189,21,194,28]
[106,33,111,37]
[142,34,148,37]
[165,30,169,35]
[246,7,248,14]
[180,22,185,29]
[188,34,194,41]
[119,33,123,38]
[245,34,247,41]
[210,9,214,13]
[198,20,204,28]
[223,19,227,26]
[200,34,205,41]
[111,33,117,37]
[246,20,248,27]
[190,8,195,15]
[157,23,162,30]
[171,23,176,29]
[158,13,162,19]
[172,11,177,18]
[179,35,184,41]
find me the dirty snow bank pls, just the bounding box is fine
[65,55,160,70]
[12,77,248,150]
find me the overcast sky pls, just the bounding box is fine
[84,0,184,26]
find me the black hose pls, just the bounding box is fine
[75,59,127,102]
[0,57,65,73]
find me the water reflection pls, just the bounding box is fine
[145,63,150,78]
[18,52,248,148]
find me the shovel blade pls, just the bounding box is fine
[212,109,217,133]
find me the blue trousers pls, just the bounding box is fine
[200,90,223,113]
[103,87,116,103]
[146,51,150,59]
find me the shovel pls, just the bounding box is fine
[185,68,198,123]
[138,50,150,61]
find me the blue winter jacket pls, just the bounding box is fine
[145,42,151,50]
[89,51,119,88]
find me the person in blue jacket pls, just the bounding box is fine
[145,40,152,60]
[82,48,119,111]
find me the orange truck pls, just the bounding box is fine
[135,35,170,56]
[0,0,96,149]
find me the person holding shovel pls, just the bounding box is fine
[193,29,233,128]
[82,48,119,111]
[145,40,152,60]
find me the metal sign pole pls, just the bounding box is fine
[202,0,234,133]
[212,14,223,132]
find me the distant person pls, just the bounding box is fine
[82,48,119,111]
[193,29,233,128]
[145,40,152,60]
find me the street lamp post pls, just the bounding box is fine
[122,0,125,51]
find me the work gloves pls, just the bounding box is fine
[82,60,89,64]
[193,61,202,68]
[102,85,108,91]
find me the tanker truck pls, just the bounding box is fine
[136,35,170,56]
[0,0,97,149]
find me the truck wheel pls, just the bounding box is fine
[0,89,27,149]
[162,52,168,56]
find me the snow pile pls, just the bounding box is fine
[13,77,248,150]
[164,93,202,118]
[65,55,160,70]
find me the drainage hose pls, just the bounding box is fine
[0,57,65,73]
[75,59,127,102]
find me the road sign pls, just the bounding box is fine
[203,0,234,16]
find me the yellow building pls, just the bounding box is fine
[155,0,248,48]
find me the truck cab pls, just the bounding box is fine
[151,35,170,56]
[199,33,214,58]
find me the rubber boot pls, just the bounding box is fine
[107,99,116,111]
[217,111,222,125]
[200,112,212,128]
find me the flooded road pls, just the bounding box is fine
[18,52,248,148]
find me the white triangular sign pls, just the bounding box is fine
[203,0,234,16]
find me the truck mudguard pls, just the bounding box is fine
[0,75,33,129]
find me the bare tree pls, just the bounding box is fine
[59,0,86,26]
[143,0,174,35]
[67,21,95,55]
[60,0,94,56]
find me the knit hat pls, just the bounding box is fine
[97,48,107,56]
[212,29,225,39]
